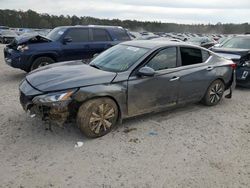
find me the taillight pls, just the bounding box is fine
[230,63,237,70]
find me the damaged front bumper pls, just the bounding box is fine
[236,66,250,88]
[19,80,77,126]
[27,104,70,127]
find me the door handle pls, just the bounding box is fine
[206,66,214,71]
[170,76,180,81]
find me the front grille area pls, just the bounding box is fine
[7,39,18,50]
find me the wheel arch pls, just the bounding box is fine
[76,95,123,124]
[202,78,226,99]
[30,53,58,64]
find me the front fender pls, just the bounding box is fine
[73,83,128,120]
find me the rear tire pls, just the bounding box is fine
[202,79,225,106]
[30,57,55,71]
[77,98,119,138]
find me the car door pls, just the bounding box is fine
[177,47,215,103]
[127,47,180,116]
[61,28,91,61]
[88,28,115,57]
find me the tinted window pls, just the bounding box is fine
[202,50,210,62]
[147,47,177,71]
[65,28,89,42]
[93,29,111,41]
[114,29,130,41]
[180,47,202,66]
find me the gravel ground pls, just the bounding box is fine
[0,44,249,188]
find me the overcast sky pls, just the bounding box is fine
[1,0,250,24]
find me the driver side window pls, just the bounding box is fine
[65,28,89,42]
[146,47,177,71]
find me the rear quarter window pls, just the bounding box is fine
[180,47,203,66]
[202,50,211,62]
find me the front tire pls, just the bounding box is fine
[202,79,225,106]
[77,98,119,138]
[30,57,55,71]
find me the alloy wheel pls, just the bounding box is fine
[38,62,49,68]
[89,103,115,134]
[209,83,224,104]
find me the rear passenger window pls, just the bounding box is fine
[180,47,202,66]
[202,50,210,62]
[93,29,111,41]
[146,47,177,71]
[65,29,89,42]
[114,29,130,41]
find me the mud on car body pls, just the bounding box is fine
[4,25,131,72]
[19,41,236,138]
[211,35,250,88]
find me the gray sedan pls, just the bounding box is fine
[19,41,235,138]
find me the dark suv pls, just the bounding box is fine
[4,25,131,72]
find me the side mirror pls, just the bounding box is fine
[62,37,72,44]
[137,67,155,77]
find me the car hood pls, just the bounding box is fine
[211,47,250,60]
[15,34,51,45]
[26,60,117,92]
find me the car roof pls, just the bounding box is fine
[121,40,201,49]
[55,25,125,30]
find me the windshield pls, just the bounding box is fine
[90,44,149,72]
[221,37,250,49]
[46,27,66,41]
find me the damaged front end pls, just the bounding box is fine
[27,103,70,127]
[19,80,78,127]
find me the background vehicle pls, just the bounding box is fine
[0,30,18,44]
[187,37,216,48]
[4,25,131,72]
[0,25,9,31]
[211,35,250,87]
[19,41,235,138]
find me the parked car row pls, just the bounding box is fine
[0,26,52,39]
[0,30,18,44]
[2,25,249,138]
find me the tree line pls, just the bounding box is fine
[0,9,249,34]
